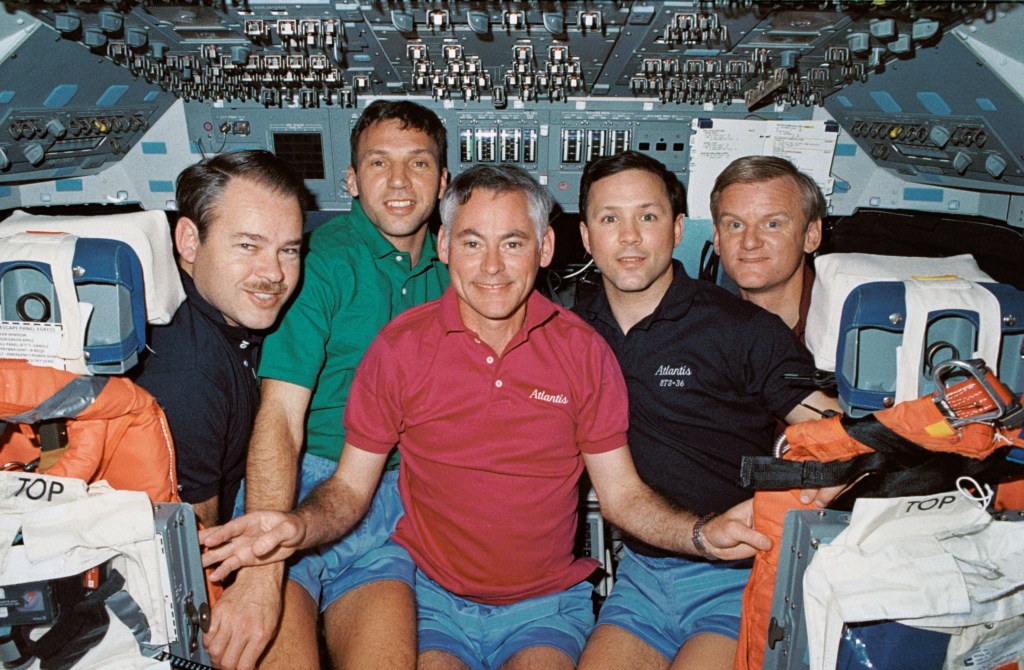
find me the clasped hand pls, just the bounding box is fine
[199,510,307,582]
[699,499,773,561]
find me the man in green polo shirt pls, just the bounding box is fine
[203,100,448,670]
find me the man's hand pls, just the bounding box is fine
[203,565,282,670]
[800,476,871,508]
[798,483,847,508]
[700,498,773,560]
[199,510,306,582]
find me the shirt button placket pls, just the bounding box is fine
[478,340,501,391]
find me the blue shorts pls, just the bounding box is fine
[416,571,595,670]
[235,453,414,612]
[595,547,751,662]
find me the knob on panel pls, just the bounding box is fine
[23,142,45,167]
[984,154,1007,179]
[45,119,67,139]
[952,151,972,175]
[929,125,950,149]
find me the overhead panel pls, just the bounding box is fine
[1,1,1018,210]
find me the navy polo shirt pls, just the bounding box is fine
[576,261,815,557]
[133,270,263,523]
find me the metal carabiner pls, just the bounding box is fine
[931,358,1015,428]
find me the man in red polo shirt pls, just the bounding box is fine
[201,165,771,669]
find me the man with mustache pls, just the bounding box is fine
[133,149,307,528]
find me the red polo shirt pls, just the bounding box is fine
[345,288,628,605]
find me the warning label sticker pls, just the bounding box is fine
[0,321,64,367]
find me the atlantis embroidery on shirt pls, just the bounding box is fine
[529,389,570,405]
[655,364,692,388]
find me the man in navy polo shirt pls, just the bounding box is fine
[574,151,838,670]
[133,149,306,528]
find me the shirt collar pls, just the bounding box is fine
[579,259,696,331]
[652,260,698,322]
[348,200,440,271]
[180,269,264,344]
[793,263,815,344]
[439,287,558,341]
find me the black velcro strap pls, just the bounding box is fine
[741,413,1024,504]
[741,414,934,491]
[841,414,933,467]
[741,451,891,490]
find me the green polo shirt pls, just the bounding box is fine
[259,201,448,464]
